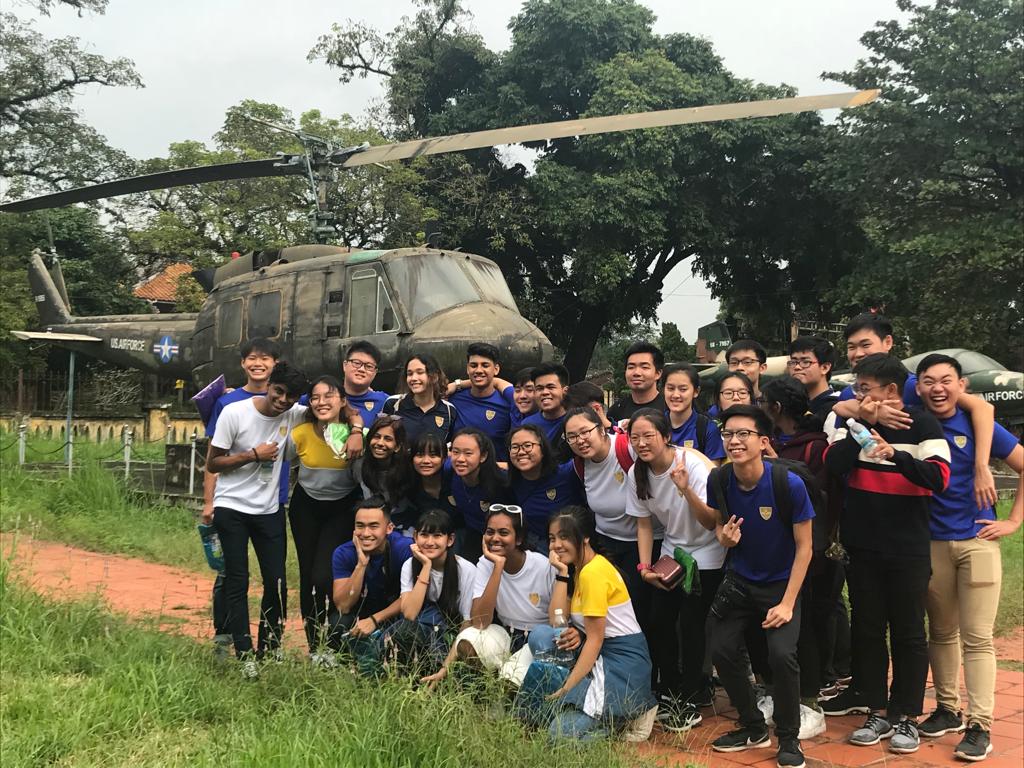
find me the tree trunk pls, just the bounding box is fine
[562,302,610,383]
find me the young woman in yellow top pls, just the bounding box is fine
[525,505,656,740]
[286,374,362,657]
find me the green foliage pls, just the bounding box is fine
[822,0,1023,363]
[122,102,431,270]
[313,0,866,380]
[658,322,689,364]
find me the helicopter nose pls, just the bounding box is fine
[407,303,553,375]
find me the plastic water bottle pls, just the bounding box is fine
[551,609,574,667]
[257,459,276,484]
[197,523,225,572]
[846,418,878,453]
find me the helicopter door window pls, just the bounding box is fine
[248,291,282,339]
[217,298,243,347]
[350,267,399,335]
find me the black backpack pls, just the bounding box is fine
[708,458,828,557]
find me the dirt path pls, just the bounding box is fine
[4,534,1023,768]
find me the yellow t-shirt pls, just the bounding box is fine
[288,422,357,501]
[570,554,642,638]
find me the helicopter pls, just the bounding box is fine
[4,90,879,389]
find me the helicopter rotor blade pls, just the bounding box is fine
[0,156,308,213]
[340,89,879,167]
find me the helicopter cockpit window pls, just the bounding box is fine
[466,259,517,311]
[217,299,242,347]
[384,254,478,323]
[249,291,281,339]
[349,268,399,335]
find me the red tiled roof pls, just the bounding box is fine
[134,263,192,302]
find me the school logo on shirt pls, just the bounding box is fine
[760,506,773,521]
[546,488,557,501]
[954,435,968,449]
[278,425,288,437]
[684,440,694,448]
[485,409,496,421]
[614,469,625,484]
[529,592,540,606]
[435,415,445,427]
[364,401,374,410]
[448,495,456,507]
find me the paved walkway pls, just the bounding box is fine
[4,534,1023,767]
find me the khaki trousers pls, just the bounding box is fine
[926,538,1002,729]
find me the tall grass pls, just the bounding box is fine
[0,567,626,767]
[0,431,167,465]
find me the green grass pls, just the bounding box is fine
[0,431,168,465]
[995,513,1023,637]
[0,567,626,768]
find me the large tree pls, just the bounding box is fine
[823,0,1023,365]
[313,0,866,380]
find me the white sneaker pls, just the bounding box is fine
[799,704,827,739]
[240,659,259,680]
[758,695,775,727]
[621,705,659,742]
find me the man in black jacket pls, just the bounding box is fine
[823,354,950,755]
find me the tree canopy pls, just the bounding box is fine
[313,0,868,380]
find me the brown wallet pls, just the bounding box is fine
[650,554,683,589]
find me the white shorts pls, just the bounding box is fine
[454,624,534,687]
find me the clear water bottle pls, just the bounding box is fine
[257,459,276,484]
[846,418,878,453]
[551,609,574,667]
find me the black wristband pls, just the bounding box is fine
[370,615,379,628]
[555,575,570,584]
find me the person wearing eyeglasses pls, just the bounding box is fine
[706,340,768,419]
[625,408,721,733]
[284,375,364,663]
[341,340,390,422]
[693,404,815,768]
[507,425,584,553]
[822,353,950,755]
[714,372,755,422]
[451,505,556,680]
[787,336,840,421]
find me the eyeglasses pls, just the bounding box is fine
[564,424,600,444]
[509,441,539,455]
[309,392,341,404]
[345,358,378,372]
[853,383,889,398]
[786,358,817,370]
[728,358,760,367]
[719,389,751,400]
[720,429,762,441]
[488,504,523,518]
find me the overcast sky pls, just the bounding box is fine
[25,0,907,342]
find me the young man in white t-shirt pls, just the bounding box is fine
[207,361,309,676]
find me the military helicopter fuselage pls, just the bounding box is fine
[26,245,554,390]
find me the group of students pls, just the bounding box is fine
[200,312,1021,767]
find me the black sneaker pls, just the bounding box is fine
[687,684,716,708]
[954,724,993,762]
[712,725,771,752]
[919,706,966,738]
[821,687,871,716]
[777,737,806,768]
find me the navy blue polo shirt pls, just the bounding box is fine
[346,389,390,423]
[382,394,456,445]
[511,460,585,539]
[332,531,413,616]
[451,385,516,462]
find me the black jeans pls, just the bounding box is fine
[288,484,360,652]
[650,567,724,701]
[846,548,931,719]
[709,573,802,739]
[213,505,288,656]
[797,557,846,697]
[212,571,227,636]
